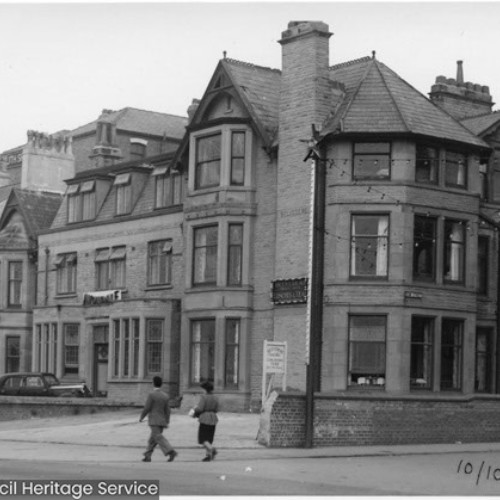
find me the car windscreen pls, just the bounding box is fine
[44,375,59,386]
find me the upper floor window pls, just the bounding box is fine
[153,166,183,208]
[415,145,438,184]
[193,225,218,286]
[8,261,22,307]
[445,150,467,189]
[130,139,147,160]
[443,219,465,283]
[195,134,221,189]
[95,246,126,290]
[55,253,77,294]
[227,224,243,286]
[230,132,245,185]
[114,173,132,215]
[192,127,249,191]
[67,181,96,223]
[148,240,172,286]
[413,215,437,282]
[350,214,388,278]
[478,236,489,295]
[353,142,390,180]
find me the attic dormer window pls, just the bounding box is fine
[153,166,183,208]
[67,182,96,223]
[114,173,132,215]
[130,138,147,160]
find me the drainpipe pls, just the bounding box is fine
[44,247,49,306]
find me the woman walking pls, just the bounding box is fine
[192,381,219,461]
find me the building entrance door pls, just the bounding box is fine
[93,325,109,397]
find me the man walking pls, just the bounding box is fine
[140,376,178,463]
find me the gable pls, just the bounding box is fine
[0,211,30,248]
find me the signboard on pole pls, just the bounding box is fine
[262,340,287,405]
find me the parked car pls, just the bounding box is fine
[0,372,90,398]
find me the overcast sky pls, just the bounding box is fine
[1,1,499,152]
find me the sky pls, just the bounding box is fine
[1,1,500,152]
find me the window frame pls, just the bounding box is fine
[190,318,215,386]
[56,253,78,295]
[195,133,222,190]
[413,215,437,282]
[410,316,434,390]
[224,318,240,389]
[7,260,22,308]
[227,223,243,286]
[350,214,389,279]
[146,318,164,375]
[440,318,463,391]
[192,225,218,286]
[348,314,386,387]
[352,142,391,180]
[415,144,439,184]
[115,173,132,215]
[63,323,79,376]
[444,150,467,189]
[147,240,172,286]
[5,335,20,373]
[443,219,466,284]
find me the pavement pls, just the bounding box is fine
[0,407,500,464]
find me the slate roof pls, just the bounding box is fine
[70,107,188,140]
[322,57,488,149]
[222,59,281,146]
[213,55,488,151]
[461,111,500,136]
[6,189,63,237]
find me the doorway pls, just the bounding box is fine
[93,325,109,397]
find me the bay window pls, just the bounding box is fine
[348,315,386,386]
[413,216,436,281]
[353,142,390,180]
[190,319,215,385]
[195,134,221,189]
[410,317,434,389]
[440,319,463,390]
[445,150,467,188]
[443,220,465,283]
[193,225,218,286]
[350,214,389,277]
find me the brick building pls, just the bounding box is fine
[5,20,500,432]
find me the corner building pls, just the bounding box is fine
[33,20,500,416]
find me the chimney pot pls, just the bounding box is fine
[456,60,464,84]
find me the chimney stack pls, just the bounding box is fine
[429,61,493,120]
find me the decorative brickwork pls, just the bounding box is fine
[259,391,500,447]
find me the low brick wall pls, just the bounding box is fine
[258,391,500,447]
[0,396,140,422]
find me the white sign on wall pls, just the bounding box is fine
[262,340,287,404]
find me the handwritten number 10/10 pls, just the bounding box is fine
[457,460,500,485]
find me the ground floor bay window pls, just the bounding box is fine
[410,316,434,389]
[189,317,241,390]
[440,318,463,390]
[348,315,386,387]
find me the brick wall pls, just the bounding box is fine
[0,396,139,422]
[258,391,500,447]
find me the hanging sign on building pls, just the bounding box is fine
[83,289,122,306]
[262,340,287,404]
[271,278,308,305]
